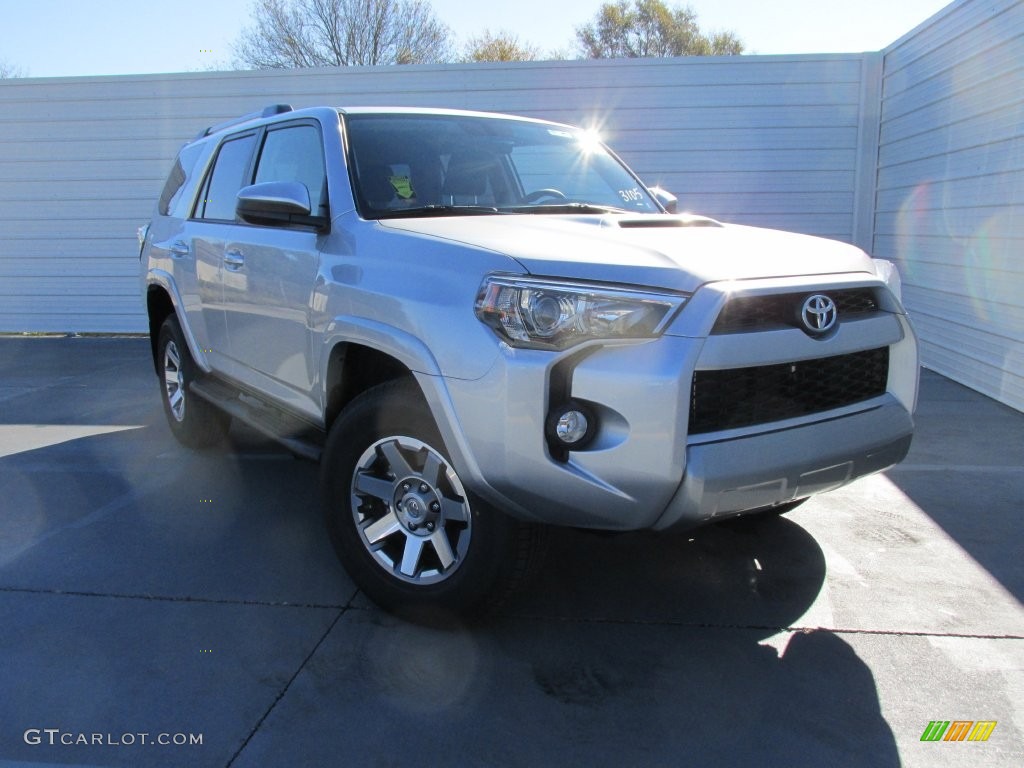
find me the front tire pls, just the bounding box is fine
[321,380,542,617]
[156,315,230,448]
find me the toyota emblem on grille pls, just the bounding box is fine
[801,294,838,334]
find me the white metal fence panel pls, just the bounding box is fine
[875,0,1024,411]
[0,55,868,333]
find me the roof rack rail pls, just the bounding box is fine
[191,104,294,142]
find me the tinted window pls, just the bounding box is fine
[254,124,328,216]
[197,133,257,221]
[158,142,206,217]
[158,157,186,216]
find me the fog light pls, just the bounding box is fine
[546,400,596,451]
[556,410,588,443]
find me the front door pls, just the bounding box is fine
[219,122,329,419]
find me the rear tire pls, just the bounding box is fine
[156,316,230,448]
[321,379,543,617]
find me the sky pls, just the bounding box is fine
[0,0,954,78]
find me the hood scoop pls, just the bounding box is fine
[612,214,723,229]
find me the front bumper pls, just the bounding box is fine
[656,398,913,529]
[423,275,918,531]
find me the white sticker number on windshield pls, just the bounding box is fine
[618,187,643,204]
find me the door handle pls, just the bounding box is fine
[224,250,245,268]
[169,240,190,258]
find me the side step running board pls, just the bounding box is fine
[190,378,323,461]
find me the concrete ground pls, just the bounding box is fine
[0,336,1020,768]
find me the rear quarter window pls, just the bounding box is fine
[158,143,207,218]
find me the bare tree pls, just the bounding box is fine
[462,30,541,63]
[577,0,743,58]
[0,58,26,78]
[233,0,454,68]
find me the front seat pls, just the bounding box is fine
[359,163,399,210]
[442,150,496,205]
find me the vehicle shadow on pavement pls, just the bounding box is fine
[0,424,347,605]
[243,516,901,767]
[882,372,1024,606]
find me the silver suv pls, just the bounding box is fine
[139,105,918,615]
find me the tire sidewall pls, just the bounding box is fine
[156,316,226,447]
[157,317,191,434]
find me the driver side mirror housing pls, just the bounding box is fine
[236,181,328,231]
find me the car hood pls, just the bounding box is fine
[379,214,876,293]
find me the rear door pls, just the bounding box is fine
[188,130,260,370]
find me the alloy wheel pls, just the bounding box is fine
[350,435,472,585]
[163,340,186,422]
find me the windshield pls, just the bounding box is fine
[342,112,660,218]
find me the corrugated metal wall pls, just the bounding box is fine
[2,3,1022,412]
[875,0,1024,411]
[0,55,869,333]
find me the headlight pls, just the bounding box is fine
[475,276,686,350]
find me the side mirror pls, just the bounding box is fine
[236,181,327,230]
[648,185,678,214]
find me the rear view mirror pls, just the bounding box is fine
[236,181,328,231]
[648,185,678,214]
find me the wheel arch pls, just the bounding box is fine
[144,269,212,374]
[146,285,175,375]
[324,342,422,430]
[318,322,491,505]
[320,317,443,425]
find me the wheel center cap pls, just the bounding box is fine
[397,489,438,533]
[404,496,425,519]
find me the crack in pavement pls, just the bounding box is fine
[503,612,1024,640]
[225,590,360,768]
[3,586,1018,640]
[0,585,352,611]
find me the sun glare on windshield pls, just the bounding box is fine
[577,128,604,155]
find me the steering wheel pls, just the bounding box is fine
[522,188,568,203]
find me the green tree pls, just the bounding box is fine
[233,0,454,68]
[462,30,541,62]
[576,0,743,58]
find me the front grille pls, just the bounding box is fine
[689,347,889,434]
[713,289,879,334]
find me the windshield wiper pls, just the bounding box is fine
[376,204,500,219]
[498,202,630,215]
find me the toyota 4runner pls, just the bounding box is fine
[139,105,918,615]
